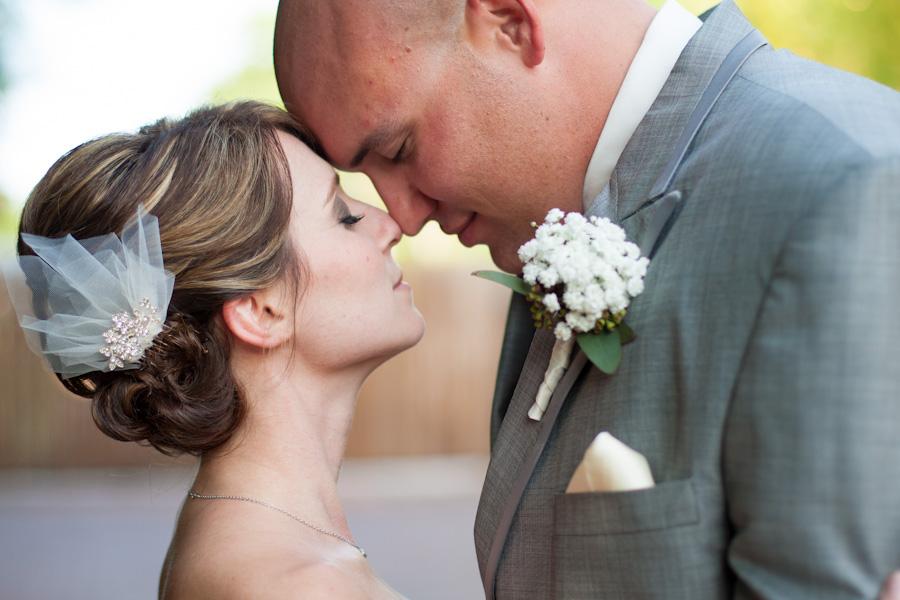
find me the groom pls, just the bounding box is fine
[273,0,900,598]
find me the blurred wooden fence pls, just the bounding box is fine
[0,263,510,467]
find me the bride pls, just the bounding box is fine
[7,101,423,599]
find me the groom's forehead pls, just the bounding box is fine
[287,83,390,171]
[280,27,398,109]
[277,4,451,165]
[287,63,428,160]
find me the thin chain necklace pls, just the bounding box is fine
[187,492,366,557]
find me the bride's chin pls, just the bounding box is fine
[387,321,426,358]
[408,313,426,347]
[332,320,421,368]
[375,319,426,365]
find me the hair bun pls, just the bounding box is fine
[82,315,244,456]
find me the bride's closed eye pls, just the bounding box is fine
[335,196,365,228]
[341,213,365,227]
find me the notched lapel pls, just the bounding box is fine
[623,190,683,259]
[490,293,537,445]
[475,327,557,581]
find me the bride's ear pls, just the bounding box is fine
[221,290,291,349]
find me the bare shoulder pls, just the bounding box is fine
[165,557,372,599]
[160,500,396,600]
[163,535,370,599]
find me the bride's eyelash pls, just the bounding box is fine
[341,214,365,227]
[334,195,364,227]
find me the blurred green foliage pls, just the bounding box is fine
[738,0,900,91]
[0,192,15,231]
[0,192,17,258]
[657,0,900,91]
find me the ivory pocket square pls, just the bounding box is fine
[566,432,655,494]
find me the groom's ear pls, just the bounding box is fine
[463,0,545,68]
[221,289,291,349]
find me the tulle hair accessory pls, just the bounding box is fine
[4,205,175,378]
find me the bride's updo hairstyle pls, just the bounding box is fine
[17,101,309,456]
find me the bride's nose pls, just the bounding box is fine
[371,206,403,251]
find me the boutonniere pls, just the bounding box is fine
[476,209,648,420]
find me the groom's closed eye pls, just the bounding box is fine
[349,119,411,169]
[391,138,410,164]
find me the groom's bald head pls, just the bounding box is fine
[274,0,461,44]
[274,0,462,123]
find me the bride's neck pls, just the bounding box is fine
[191,349,370,528]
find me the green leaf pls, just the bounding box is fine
[472,270,531,296]
[577,330,622,374]
[617,322,636,344]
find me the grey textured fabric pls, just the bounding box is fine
[475,2,900,598]
[490,292,536,446]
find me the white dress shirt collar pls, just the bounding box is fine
[582,1,702,212]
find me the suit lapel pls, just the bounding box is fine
[478,330,589,599]
[626,190,683,258]
[490,293,537,446]
[476,328,556,570]
[612,0,755,220]
[587,177,683,261]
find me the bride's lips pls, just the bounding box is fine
[393,271,407,289]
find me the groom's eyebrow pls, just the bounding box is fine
[349,121,400,169]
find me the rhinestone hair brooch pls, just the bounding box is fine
[5,206,175,378]
[100,298,163,370]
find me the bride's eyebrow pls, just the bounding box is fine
[324,172,340,208]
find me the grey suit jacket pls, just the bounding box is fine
[475,2,900,598]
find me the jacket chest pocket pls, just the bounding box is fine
[553,478,699,536]
[550,479,706,598]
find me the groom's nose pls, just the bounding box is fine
[367,171,437,236]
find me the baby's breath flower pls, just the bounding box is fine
[626,277,645,297]
[554,322,573,341]
[543,293,561,313]
[537,266,561,289]
[516,209,649,341]
[546,208,566,223]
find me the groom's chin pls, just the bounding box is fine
[489,246,525,275]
